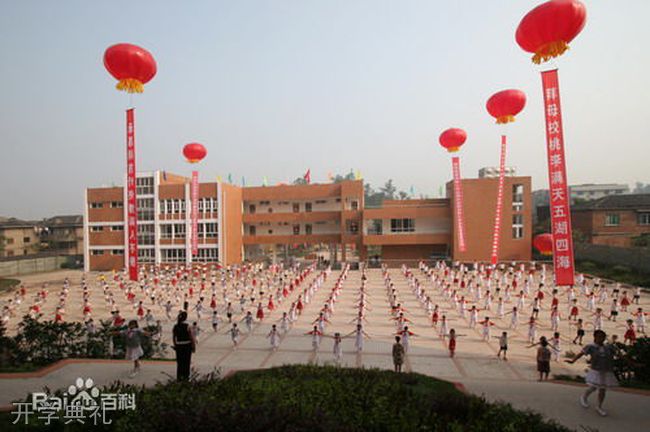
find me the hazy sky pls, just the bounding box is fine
[1,0,649,220]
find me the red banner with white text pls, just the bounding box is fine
[541,69,575,286]
[126,108,138,281]
[191,170,199,256]
[490,135,507,265]
[451,156,467,252]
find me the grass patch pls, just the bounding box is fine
[3,365,571,431]
[0,278,20,292]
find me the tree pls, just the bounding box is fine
[293,177,307,185]
[380,180,397,200]
[397,191,409,200]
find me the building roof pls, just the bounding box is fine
[43,215,83,227]
[0,218,38,229]
[573,194,650,211]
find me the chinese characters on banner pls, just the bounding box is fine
[191,171,199,256]
[490,135,507,265]
[451,156,467,252]
[541,69,575,286]
[126,109,138,282]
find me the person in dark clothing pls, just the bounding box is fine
[172,311,196,380]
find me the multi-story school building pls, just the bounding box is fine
[84,171,532,271]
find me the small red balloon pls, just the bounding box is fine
[533,233,554,255]
[183,143,207,164]
[486,89,526,124]
[103,43,157,93]
[439,128,467,153]
[516,0,587,64]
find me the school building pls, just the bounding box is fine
[84,171,532,271]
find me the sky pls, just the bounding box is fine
[1,0,649,220]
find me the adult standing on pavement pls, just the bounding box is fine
[173,311,196,380]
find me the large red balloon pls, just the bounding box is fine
[486,89,526,124]
[439,128,467,153]
[533,233,554,255]
[103,43,157,93]
[183,143,207,164]
[516,0,587,64]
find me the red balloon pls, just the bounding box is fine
[183,143,207,164]
[516,0,587,64]
[533,233,554,255]
[103,43,157,93]
[439,128,467,153]
[486,89,526,124]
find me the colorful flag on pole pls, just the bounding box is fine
[228,173,233,184]
[263,176,268,186]
[304,169,311,184]
[409,185,415,196]
[216,175,222,183]
[355,170,362,180]
[241,176,246,187]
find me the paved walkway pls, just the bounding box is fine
[1,268,649,431]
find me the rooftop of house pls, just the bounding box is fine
[573,194,650,211]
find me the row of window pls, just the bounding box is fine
[160,198,217,214]
[90,248,217,263]
[247,199,357,214]
[605,213,650,226]
[90,249,124,256]
[89,201,123,209]
[160,223,217,239]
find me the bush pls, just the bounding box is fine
[0,316,167,371]
[4,365,572,431]
[613,337,650,388]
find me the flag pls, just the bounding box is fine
[327,171,334,182]
[355,170,362,180]
[242,176,246,187]
[263,176,268,186]
[162,170,167,181]
[216,175,222,183]
[228,173,233,184]
[409,185,415,196]
[304,169,311,184]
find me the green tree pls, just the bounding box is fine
[380,179,397,200]
[293,177,307,185]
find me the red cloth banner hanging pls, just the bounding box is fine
[490,135,507,265]
[126,108,138,281]
[451,156,467,252]
[191,170,199,256]
[541,69,575,286]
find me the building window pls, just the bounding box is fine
[197,198,204,213]
[161,248,186,263]
[23,237,31,243]
[512,214,524,239]
[136,176,154,195]
[204,223,217,238]
[195,247,218,262]
[305,224,312,235]
[6,238,14,244]
[138,224,155,245]
[249,225,256,236]
[249,204,256,214]
[111,225,124,231]
[90,250,104,256]
[138,248,155,263]
[137,198,155,221]
[173,224,186,239]
[293,224,300,235]
[111,249,124,255]
[305,202,312,213]
[351,200,359,211]
[315,200,327,204]
[605,213,620,226]
[260,201,270,205]
[346,220,359,234]
[638,213,650,226]
[367,219,383,235]
[512,184,524,212]
[161,224,173,239]
[90,226,103,232]
[110,201,123,208]
[90,202,103,209]
[390,219,415,233]
[293,203,300,213]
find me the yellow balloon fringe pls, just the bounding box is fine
[186,159,200,164]
[532,40,569,65]
[116,78,145,93]
[447,147,459,153]
[496,115,516,124]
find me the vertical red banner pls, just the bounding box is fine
[191,170,199,256]
[490,135,507,265]
[126,108,138,281]
[451,156,467,252]
[541,69,575,286]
